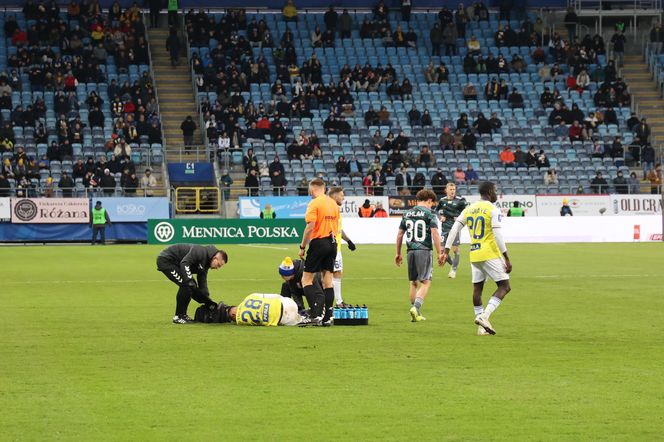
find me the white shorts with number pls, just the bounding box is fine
[471,258,510,283]
[279,297,302,326]
[333,251,343,272]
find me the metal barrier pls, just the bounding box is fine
[174,186,220,214]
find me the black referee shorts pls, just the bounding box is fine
[304,237,336,273]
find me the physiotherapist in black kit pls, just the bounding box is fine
[157,244,228,324]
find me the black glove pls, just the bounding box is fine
[347,240,356,251]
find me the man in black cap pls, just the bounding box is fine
[90,200,111,245]
[156,244,228,323]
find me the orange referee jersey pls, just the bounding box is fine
[305,195,340,240]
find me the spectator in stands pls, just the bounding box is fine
[462,129,477,150]
[590,171,608,193]
[378,106,391,126]
[430,23,443,56]
[443,22,457,55]
[430,168,448,195]
[395,165,411,195]
[454,167,466,184]
[467,35,480,55]
[421,109,432,126]
[611,137,624,167]
[58,172,74,198]
[243,148,258,174]
[564,7,578,42]
[166,27,181,67]
[462,81,478,101]
[500,146,516,168]
[180,116,197,148]
[282,0,298,21]
[484,78,499,100]
[408,105,422,127]
[472,113,491,135]
[628,172,640,194]
[142,169,157,197]
[613,171,628,194]
[371,169,385,196]
[452,129,464,150]
[641,143,655,178]
[440,127,454,150]
[373,202,388,217]
[417,145,435,168]
[348,155,363,178]
[611,30,626,67]
[647,164,662,194]
[536,150,551,169]
[100,169,116,196]
[245,169,259,196]
[311,26,323,48]
[634,118,650,145]
[465,164,479,184]
[0,173,9,197]
[513,146,527,168]
[525,146,538,167]
[339,9,353,39]
[569,121,583,142]
[335,156,350,177]
[122,171,139,196]
[650,22,663,54]
[507,88,524,108]
[543,169,558,186]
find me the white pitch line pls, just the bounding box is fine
[239,244,289,250]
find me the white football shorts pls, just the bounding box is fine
[471,258,510,283]
[333,251,343,272]
[280,297,302,326]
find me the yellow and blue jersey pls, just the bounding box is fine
[459,200,502,263]
[236,293,282,326]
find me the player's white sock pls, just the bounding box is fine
[473,305,484,317]
[333,278,343,305]
[484,296,502,318]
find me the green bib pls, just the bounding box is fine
[167,0,178,11]
[92,208,106,225]
[262,208,274,219]
[509,207,524,216]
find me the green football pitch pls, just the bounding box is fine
[1,243,663,440]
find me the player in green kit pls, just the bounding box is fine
[442,182,512,335]
[395,189,445,322]
[436,183,468,279]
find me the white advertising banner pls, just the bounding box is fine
[466,194,538,216]
[11,198,90,223]
[342,216,662,244]
[339,196,389,218]
[0,197,10,220]
[610,194,663,216]
[535,195,612,217]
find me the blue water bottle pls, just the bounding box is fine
[333,307,339,320]
[361,304,368,319]
[340,304,348,320]
[348,305,355,319]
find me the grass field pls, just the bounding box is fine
[1,243,663,441]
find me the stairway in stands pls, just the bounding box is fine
[623,54,664,146]
[147,27,206,163]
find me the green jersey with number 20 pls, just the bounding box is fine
[399,206,439,251]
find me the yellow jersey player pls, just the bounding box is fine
[230,293,304,326]
[442,182,512,335]
[328,187,356,307]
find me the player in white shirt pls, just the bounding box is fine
[328,187,356,307]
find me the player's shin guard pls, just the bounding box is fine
[304,284,324,318]
[333,278,343,305]
[452,253,460,270]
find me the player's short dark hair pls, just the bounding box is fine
[479,181,495,197]
[513,201,520,207]
[328,186,344,196]
[309,177,325,187]
[217,249,228,263]
[416,189,437,202]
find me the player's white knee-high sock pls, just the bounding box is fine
[333,278,343,305]
[484,296,502,318]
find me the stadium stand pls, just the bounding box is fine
[185,5,649,197]
[0,3,164,197]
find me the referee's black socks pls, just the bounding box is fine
[323,287,335,320]
[304,285,324,318]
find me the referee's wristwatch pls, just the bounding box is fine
[299,244,306,250]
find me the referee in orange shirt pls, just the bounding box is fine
[298,178,340,325]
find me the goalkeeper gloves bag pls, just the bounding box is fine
[347,240,356,251]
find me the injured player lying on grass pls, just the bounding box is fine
[194,293,315,326]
